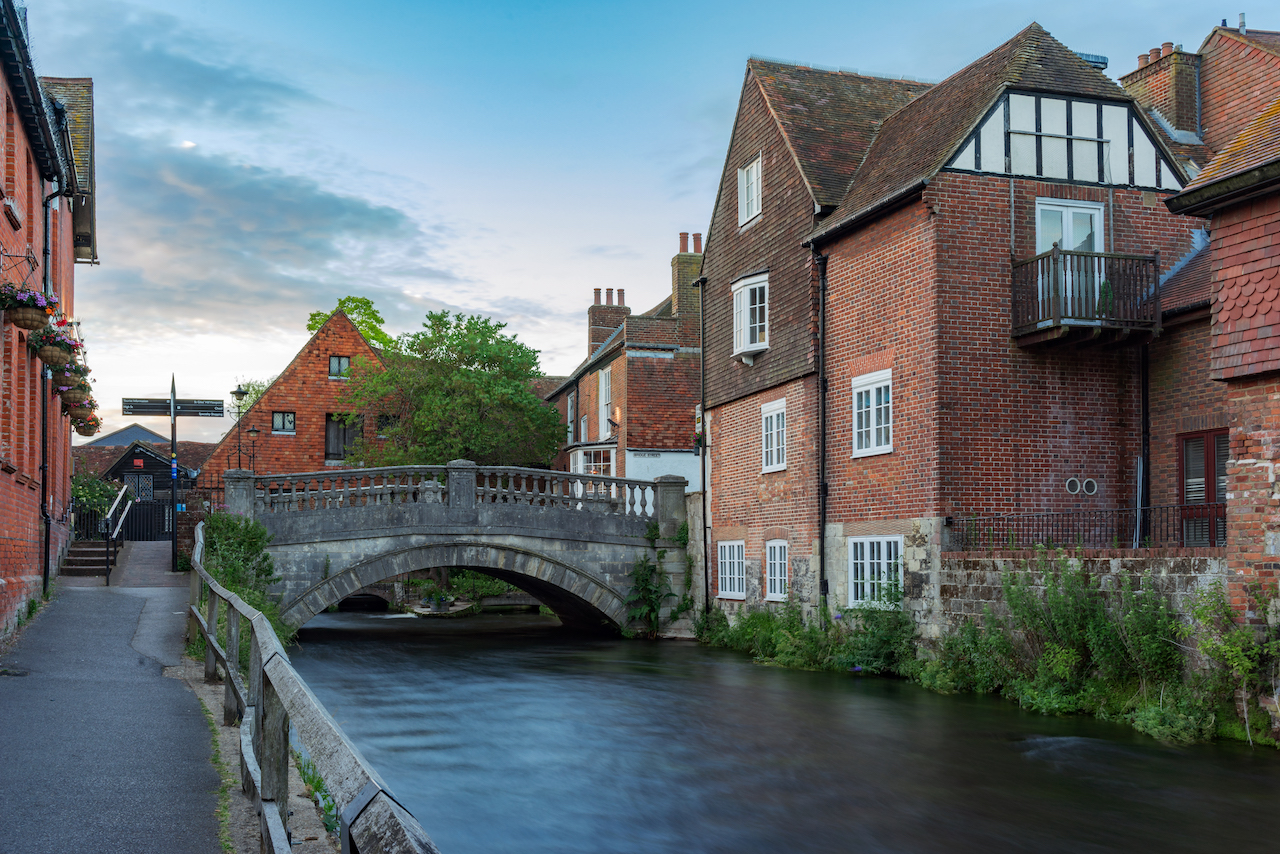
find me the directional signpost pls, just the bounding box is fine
[121,378,227,572]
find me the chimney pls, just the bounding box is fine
[587,288,631,356]
[1121,39,1201,136]
[671,230,703,317]
[618,289,625,306]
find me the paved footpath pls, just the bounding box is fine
[0,542,221,854]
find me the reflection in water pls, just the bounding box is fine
[290,613,1280,854]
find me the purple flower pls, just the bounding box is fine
[833,613,842,620]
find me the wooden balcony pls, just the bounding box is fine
[1011,246,1161,347]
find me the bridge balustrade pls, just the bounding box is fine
[246,461,659,518]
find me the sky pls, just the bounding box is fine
[20,0,1246,443]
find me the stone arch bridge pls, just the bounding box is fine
[223,461,692,632]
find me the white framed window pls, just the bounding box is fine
[737,154,762,225]
[328,355,350,379]
[765,539,788,601]
[571,448,613,476]
[761,398,786,473]
[848,536,902,608]
[566,392,576,444]
[271,411,295,434]
[598,366,612,438]
[580,415,588,444]
[732,273,768,360]
[852,369,892,457]
[717,540,746,599]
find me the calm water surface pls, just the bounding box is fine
[290,613,1280,854]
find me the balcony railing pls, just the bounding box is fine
[949,503,1225,551]
[1011,246,1160,344]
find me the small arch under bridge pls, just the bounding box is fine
[223,461,692,632]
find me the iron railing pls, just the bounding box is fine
[949,503,1226,551]
[1011,245,1160,336]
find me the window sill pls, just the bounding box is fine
[327,376,349,381]
[847,600,899,611]
[717,592,746,601]
[737,213,761,230]
[732,345,767,366]
[851,445,892,459]
[764,594,787,603]
[324,459,346,466]
[761,464,786,474]
[272,431,295,437]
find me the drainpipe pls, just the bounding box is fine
[814,250,830,627]
[40,183,63,596]
[1140,343,1150,535]
[694,275,709,612]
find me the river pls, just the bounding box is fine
[289,612,1280,854]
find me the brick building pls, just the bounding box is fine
[196,311,383,494]
[0,2,96,636]
[543,233,703,488]
[700,24,1233,625]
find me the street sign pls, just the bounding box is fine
[122,398,225,417]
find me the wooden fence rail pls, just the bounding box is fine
[188,522,438,853]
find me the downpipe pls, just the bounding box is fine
[40,183,68,595]
[814,250,829,627]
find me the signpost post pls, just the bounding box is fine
[121,377,225,572]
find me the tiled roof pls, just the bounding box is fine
[1160,245,1213,314]
[749,59,932,207]
[1182,95,1280,191]
[39,77,93,193]
[1140,105,1214,171]
[72,441,217,479]
[1231,27,1280,54]
[529,376,567,399]
[82,422,169,446]
[815,23,1130,241]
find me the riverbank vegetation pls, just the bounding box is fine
[695,550,1279,746]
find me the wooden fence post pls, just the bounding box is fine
[204,592,220,683]
[224,609,241,726]
[261,674,291,835]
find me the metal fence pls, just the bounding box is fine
[949,503,1227,551]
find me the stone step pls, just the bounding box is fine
[60,563,109,577]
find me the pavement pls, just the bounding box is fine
[0,542,221,854]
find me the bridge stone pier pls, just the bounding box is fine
[224,461,690,632]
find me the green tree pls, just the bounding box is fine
[340,311,561,467]
[234,375,277,410]
[307,296,394,349]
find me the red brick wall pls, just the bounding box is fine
[199,313,382,489]
[1200,29,1280,153]
[1149,315,1230,506]
[1208,192,1280,379]
[708,375,818,608]
[701,70,818,410]
[0,83,77,635]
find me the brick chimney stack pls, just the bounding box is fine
[1119,40,1201,137]
[587,287,630,356]
[671,231,703,318]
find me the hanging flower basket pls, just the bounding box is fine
[70,409,101,437]
[75,423,98,437]
[0,283,58,330]
[27,326,82,367]
[59,383,91,407]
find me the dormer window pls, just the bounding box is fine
[737,154,762,226]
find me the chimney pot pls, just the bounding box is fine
[1161,42,1173,57]
[693,233,702,253]
[594,288,601,305]
[1240,13,1246,34]
[1149,48,1161,63]
[1138,54,1149,68]
[618,289,625,306]
[606,288,614,306]
[679,232,689,253]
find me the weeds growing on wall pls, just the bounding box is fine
[192,511,295,653]
[695,546,1280,746]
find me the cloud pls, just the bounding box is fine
[578,244,642,261]
[75,131,465,345]
[35,0,316,128]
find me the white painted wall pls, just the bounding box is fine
[625,450,699,492]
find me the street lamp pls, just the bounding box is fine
[246,424,260,473]
[230,384,248,469]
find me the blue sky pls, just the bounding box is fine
[25,0,1240,441]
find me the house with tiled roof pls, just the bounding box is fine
[700,23,1229,630]
[543,233,703,489]
[1165,78,1280,621]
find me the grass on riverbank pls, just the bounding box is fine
[696,551,1280,747]
[197,698,236,854]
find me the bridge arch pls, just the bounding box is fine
[280,540,630,631]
